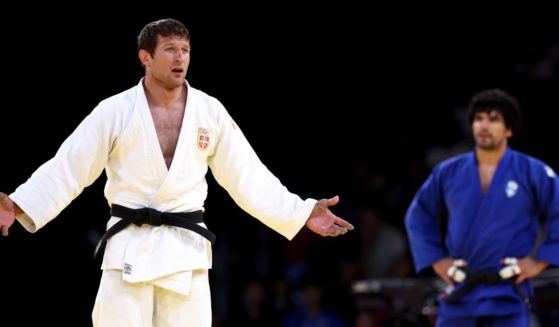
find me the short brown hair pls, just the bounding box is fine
[137,18,190,56]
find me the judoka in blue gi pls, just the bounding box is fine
[405,89,559,327]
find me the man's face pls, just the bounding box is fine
[145,35,191,89]
[472,109,512,150]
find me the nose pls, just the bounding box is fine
[174,50,186,62]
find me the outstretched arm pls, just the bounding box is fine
[0,192,22,236]
[305,195,354,237]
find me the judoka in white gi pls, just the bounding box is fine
[405,89,559,327]
[0,18,354,326]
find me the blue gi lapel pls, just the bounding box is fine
[462,148,513,269]
[446,151,483,259]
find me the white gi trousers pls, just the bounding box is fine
[92,269,211,327]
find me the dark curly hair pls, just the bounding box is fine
[467,88,521,136]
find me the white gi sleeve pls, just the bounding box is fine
[207,101,316,240]
[10,103,116,232]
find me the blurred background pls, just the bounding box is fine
[1,7,558,326]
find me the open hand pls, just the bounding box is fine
[305,196,354,237]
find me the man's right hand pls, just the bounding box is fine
[0,192,18,236]
[433,257,457,286]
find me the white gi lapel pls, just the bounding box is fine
[148,81,193,206]
[120,80,172,282]
[136,80,171,190]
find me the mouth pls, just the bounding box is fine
[172,68,185,75]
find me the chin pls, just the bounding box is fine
[167,79,184,88]
[477,143,497,150]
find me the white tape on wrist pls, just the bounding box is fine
[453,259,467,267]
[499,264,521,279]
[447,262,467,283]
[502,257,518,265]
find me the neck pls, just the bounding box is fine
[143,77,186,107]
[476,143,507,165]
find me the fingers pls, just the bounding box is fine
[453,259,468,267]
[500,264,521,279]
[326,195,339,207]
[309,196,354,237]
[314,220,351,237]
[501,257,517,265]
[324,224,348,237]
[316,196,340,210]
[334,217,354,230]
[323,196,354,231]
[499,257,522,280]
[447,263,466,283]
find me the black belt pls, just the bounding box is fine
[445,270,531,308]
[94,204,216,258]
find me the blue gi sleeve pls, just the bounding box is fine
[405,166,449,272]
[533,164,559,266]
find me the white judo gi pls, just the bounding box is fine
[10,79,317,326]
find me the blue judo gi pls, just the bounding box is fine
[405,148,559,325]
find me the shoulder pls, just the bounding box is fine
[76,84,139,134]
[188,85,231,119]
[89,84,138,119]
[190,86,226,109]
[511,150,557,179]
[433,152,472,174]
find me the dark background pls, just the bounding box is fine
[1,8,558,326]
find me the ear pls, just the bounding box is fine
[138,49,152,67]
[506,127,513,138]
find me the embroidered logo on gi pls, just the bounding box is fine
[505,180,518,198]
[545,165,556,178]
[197,127,210,151]
[124,263,132,275]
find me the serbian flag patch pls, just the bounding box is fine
[197,127,210,150]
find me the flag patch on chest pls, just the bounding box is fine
[197,127,210,150]
[505,180,518,198]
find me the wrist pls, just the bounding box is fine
[537,260,550,270]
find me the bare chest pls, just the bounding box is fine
[478,164,497,193]
[150,107,185,169]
